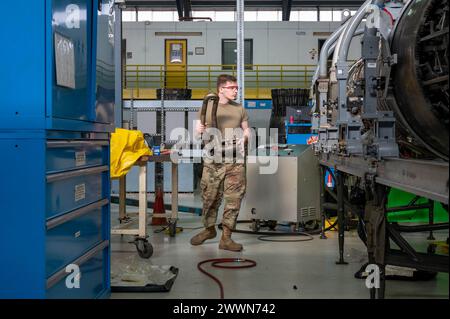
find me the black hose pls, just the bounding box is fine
[257,233,314,242]
[218,220,338,237]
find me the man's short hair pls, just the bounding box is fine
[217,74,237,90]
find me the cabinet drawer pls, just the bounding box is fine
[46,199,108,277]
[46,140,109,173]
[46,241,109,299]
[46,165,108,219]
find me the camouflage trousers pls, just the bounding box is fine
[200,162,246,230]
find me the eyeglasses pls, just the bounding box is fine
[221,86,239,91]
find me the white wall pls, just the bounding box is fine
[123,21,362,66]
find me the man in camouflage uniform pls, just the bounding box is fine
[190,74,250,252]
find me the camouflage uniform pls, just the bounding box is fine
[200,162,246,230]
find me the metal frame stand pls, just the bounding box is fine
[318,154,449,299]
[111,154,181,258]
[365,182,448,299]
[336,171,348,265]
[319,165,328,239]
[427,199,435,240]
[111,160,153,258]
[364,182,388,299]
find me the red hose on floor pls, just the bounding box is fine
[197,258,257,299]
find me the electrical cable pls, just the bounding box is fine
[168,223,222,231]
[155,223,223,233]
[153,225,169,233]
[180,225,206,230]
[257,233,314,242]
[382,7,395,26]
[237,221,315,242]
[197,258,257,299]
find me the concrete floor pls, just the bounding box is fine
[109,195,449,299]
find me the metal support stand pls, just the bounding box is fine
[336,171,348,264]
[130,89,136,130]
[155,88,165,192]
[236,0,245,104]
[118,175,128,223]
[114,4,123,129]
[319,165,327,239]
[427,199,435,240]
[319,154,449,299]
[368,183,388,299]
[377,185,390,300]
[168,162,179,237]
[378,263,386,299]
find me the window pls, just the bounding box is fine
[222,39,253,70]
[299,10,318,22]
[257,11,280,21]
[151,11,175,22]
[126,8,358,23]
[215,11,235,21]
[290,10,300,21]
[122,10,136,22]
[319,10,333,22]
[332,9,342,21]
[244,11,257,21]
[170,44,183,63]
[138,11,152,22]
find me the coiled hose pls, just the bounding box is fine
[197,258,257,299]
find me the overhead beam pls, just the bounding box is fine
[282,0,292,21]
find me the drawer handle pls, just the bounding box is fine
[46,240,109,290]
[46,140,109,148]
[46,165,109,183]
[46,198,109,230]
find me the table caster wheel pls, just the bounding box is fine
[136,238,153,258]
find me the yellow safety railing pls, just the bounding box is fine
[123,64,316,99]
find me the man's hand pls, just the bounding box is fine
[195,120,208,139]
[241,121,251,143]
[198,123,207,134]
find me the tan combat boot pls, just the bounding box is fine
[190,226,217,246]
[219,225,243,251]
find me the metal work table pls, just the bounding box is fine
[111,154,179,258]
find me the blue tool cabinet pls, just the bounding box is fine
[0,0,115,299]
